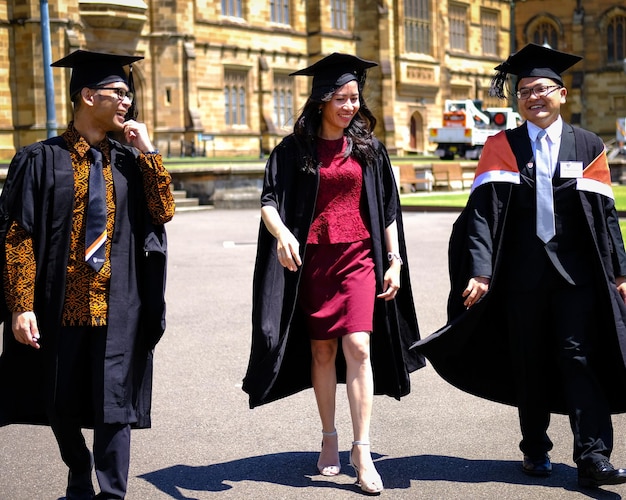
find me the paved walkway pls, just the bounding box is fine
[1,209,625,499]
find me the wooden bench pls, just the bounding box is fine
[431,162,472,190]
[399,164,432,193]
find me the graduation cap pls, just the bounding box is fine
[290,53,378,100]
[51,50,143,117]
[489,43,582,99]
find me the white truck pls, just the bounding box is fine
[610,117,626,159]
[429,99,522,160]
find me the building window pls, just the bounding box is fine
[273,74,294,128]
[532,22,558,49]
[481,10,498,56]
[224,70,247,126]
[331,0,348,30]
[450,86,469,101]
[270,0,290,25]
[607,14,626,63]
[221,0,243,18]
[449,4,467,52]
[614,95,626,111]
[404,0,431,55]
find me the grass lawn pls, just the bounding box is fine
[402,184,626,210]
[401,191,470,207]
[401,185,626,235]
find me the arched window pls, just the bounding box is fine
[224,87,231,125]
[238,87,246,125]
[224,70,248,126]
[607,14,626,63]
[221,0,242,18]
[532,22,558,49]
[270,0,290,25]
[273,74,294,128]
[449,4,468,52]
[410,112,424,152]
[404,0,431,55]
[481,9,498,56]
[331,0,348,30]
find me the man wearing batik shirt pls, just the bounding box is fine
[0,50,175,499]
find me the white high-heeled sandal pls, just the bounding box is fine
[317,429,341,476]
[349,441,384,494]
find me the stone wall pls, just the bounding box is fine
[1,0,623,162]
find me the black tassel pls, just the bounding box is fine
[489,70,509,99]
[125,64,138,121]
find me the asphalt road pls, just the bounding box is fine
[1,208,626,500]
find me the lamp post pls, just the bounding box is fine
[40,0,57,138]
[509,0,525,111]
[510,0,517,54]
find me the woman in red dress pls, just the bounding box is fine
[244,53,423,494]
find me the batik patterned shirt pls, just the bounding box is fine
[3,123,175,326]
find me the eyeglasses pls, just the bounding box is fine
[516,84,561,100]
[94,87,134,102]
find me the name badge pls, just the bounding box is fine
[560,161,583,178]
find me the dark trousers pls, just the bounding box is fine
[506,266,613,466]
[48,326,131,499]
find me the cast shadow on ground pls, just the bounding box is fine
[138,452,622,500]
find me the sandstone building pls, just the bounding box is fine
[0,1,623,161]
[513,0,626,142]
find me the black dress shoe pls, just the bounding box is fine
[578,459,626,488]
[522,454,552,477]
[66,452,95,500]
[66,468,95,500]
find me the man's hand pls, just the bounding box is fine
[12,311,40,349]
[122,120,156,153]
[616,276,626,304]
[462,276,490,309]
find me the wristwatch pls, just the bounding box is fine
[387,252,403,265]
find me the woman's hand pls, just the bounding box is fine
[261,206,302,272]
[275,229,302,272]
[377,261,401,301]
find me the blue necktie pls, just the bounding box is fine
[535,130,555,243]
[85,148,107,271]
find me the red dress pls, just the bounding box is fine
[298,137,375,340]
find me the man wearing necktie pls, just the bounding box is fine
[0,51,175,499]
[413,44,626,489]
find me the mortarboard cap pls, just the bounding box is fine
[489,43,582,99]
[51,50,143,100]
[290,53,378,100]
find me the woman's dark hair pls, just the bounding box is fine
[292,83,378,169]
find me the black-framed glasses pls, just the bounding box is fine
[516,84,561,100]
[93,87,134,102]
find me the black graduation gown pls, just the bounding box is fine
[412,124,626,414]
[242,134,424,408]
[0,136,168,428]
